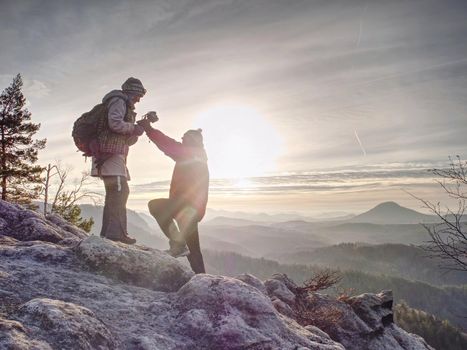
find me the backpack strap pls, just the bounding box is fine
[104,95,131,119]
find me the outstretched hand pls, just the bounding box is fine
[137,118,152,132]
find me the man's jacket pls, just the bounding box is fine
[146,128,209,221]
[97,90,137,156]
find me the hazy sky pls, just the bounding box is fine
[1,0,467,215]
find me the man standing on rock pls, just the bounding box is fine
[91,77,146,244]
[138,119,208,274]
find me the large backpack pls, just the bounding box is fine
[72,96,127,157]
[72,103,107,157]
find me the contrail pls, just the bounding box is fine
[354,129,366,156]
[356,2,369,47]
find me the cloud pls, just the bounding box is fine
[130,161,444,197]
[23,79,50,98]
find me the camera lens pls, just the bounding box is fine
[145,111,158,123]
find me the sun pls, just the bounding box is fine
[194,105,283,179]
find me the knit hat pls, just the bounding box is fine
[182,129,204,147]
[122,77,146,96]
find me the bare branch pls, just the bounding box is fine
[408,159,467,272]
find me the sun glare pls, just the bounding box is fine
[195,105,283,179]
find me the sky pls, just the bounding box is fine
[1,0,467,215]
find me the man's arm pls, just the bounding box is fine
[107,97,135,134]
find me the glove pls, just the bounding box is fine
[137,118,152,132]
[132,124,144,136]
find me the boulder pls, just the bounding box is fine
[172,274,345,350]
[265,276,296,304]
[0,317,52,350]
[14,298,116,350]
[304,292,433,350]
[235,273,268,294]
[0,238,76,265]
[271,297,295,318]
[0,200,87,244]
[76,235,193,292]
[346,291,394,329]
[46,212,89,241]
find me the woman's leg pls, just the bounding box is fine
[148,198,176,240]
[185,223,206,274]
[176,207,205,273]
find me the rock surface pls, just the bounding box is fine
[76,235,194,292]
[0,200,433,350]
[15,298,115,350]
[0,318,52,350]
[0,200,87,244]
[264,275,433,350]
[173,274,344,349]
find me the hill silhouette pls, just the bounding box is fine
[350,201,436,224]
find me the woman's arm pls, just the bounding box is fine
[145,128,191,161]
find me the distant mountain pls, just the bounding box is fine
[204,216,267,227]
[203,208,314,223]
[349,201,436,224]
[137,211,158,228]
[272,220,432,246]
[318,213,356,221]
[269,243,467,286]
[200,223,331,257]
[202,208,356,223]
[75,202,438,255]
[201,236,257,256]
[190,201,442,228]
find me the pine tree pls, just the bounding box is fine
[52,195,94,233]
[395,302,467,350]
[0,74,46,204]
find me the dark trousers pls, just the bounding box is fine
[148,198,206,274]
[100,176,129,240]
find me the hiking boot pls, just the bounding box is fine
[104,234,136,244]
[120,235,136,245]
[107,235,136,245]
[166,243,190,258]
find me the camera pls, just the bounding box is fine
[142,111,158,123]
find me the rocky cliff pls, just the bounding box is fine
[0,200,433,350]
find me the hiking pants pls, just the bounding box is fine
[148,198,206,274]
[100,176,129,240]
